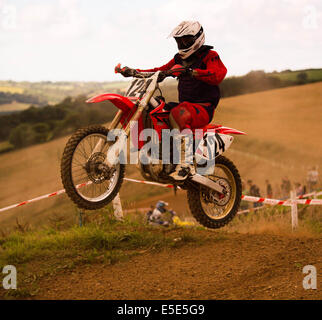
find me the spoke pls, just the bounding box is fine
[99,138,105,153]
[75,147,87,161]
[88,135,94,154]
[89,135,93,152]
[72,168,87,176]
[80,141,88,159]
[72,172,88,181]
[72,163,85,169]
[71,133,118,201]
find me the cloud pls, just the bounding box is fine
[0,0,321,81]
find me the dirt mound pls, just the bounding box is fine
[36,232,321,300]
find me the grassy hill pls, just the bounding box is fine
[0,82,321,233]
[1,68,321,114]
[0,102,31,113]
[0,80,130,108]
[269,68,322,82]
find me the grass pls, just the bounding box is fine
[0,141,14,154]
[270,69,322,82]
[222,204,322,236]
[0,102,31,113]
[0,80,130,105]
[0,211,221,298]
[0,86,24,94]
[0,199,320,299]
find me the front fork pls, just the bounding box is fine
[100,87,156,167]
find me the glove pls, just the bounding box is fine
[157,71,168,82]
[121,66,137,77]
[184,67,193,77]
[171,65,185,77]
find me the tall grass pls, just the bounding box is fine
[222,205,322,236]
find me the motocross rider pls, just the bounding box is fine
[147,201,176,226]
[121,21,227,181]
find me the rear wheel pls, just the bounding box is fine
[61,125,125,210]
[187,155,242,229]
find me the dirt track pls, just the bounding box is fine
[36,232,321,300]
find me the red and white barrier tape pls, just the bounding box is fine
[297,190,322,199]
[0,181,91,213]
[237,205,266,215]
[123,178,175,189]
[241,194,322,206]
[0,178,321,214]
[0,178,173,214]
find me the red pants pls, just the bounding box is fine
[170,102,212,131]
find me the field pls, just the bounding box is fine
[0,86,24,94]
[1,68,321,113]
[0,102,31,113]
[0,82,321,299]
[270,69,322,82]
[0,80,130,107]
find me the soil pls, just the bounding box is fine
[35,232,321,300]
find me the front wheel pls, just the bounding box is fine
[60,125,125,210]
[187,155,242,229]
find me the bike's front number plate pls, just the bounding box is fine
[125,78,153,98]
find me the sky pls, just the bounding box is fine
[0,0,321,82]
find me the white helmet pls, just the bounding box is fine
[168,21,205,59]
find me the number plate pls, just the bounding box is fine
[125,79,153,98]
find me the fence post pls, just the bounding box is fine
[290,190,298,230]
[112,193,123,221]
[78,210,84,227]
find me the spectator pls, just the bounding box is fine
[146,205,154,222]
[247,180,262,208]
[307,166,319,192]
[240,179,249,210]
[147,201,175,227]
[295,183,304,197]
[266,179,273,198]
[281,176,291,199]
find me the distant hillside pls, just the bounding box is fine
[1,68,321,113]
[0,80,129,108]
[219,68,322,98]
[269,68,322,82]
[0,96,117,152]
[0,82,321,232]
[1,67,322,153]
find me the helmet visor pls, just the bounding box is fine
[175,35,195,50]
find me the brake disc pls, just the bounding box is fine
[85,152,113,184]
[201,177,232,206]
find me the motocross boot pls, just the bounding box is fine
[169,135,195,181]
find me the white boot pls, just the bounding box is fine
[169,134,195,181]
[169,163,195,181]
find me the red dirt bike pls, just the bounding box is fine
[60,64,246,228]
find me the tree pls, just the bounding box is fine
[9,124,36,148]
[32,122,50,143]
[296,72,308,84]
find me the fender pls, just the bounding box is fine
[87,93,145,149]
[205,124,246,135]
[86,93,136,113]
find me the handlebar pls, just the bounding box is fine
[114,63,190,82]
